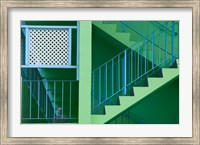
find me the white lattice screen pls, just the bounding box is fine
[29,28,70,65]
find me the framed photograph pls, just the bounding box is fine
[1,0,199,144]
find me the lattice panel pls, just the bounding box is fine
[29,29,69,65]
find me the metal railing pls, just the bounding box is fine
[21,79,79,123]
[92,21,178,114]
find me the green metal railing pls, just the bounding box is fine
[92,21,178,114]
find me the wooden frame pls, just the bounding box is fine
[0,0,199,144]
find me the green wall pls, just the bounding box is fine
[78,21,92,123]
[108,76,179,124]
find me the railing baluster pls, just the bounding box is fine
[124,50,127,94]
[99,68,101,104]
[140,47,142,80]
[29,81,32,118]
[62,81,64,119]
[165,23,168,59]
[145,40,147,74]
[54,81,56,118]
[131,51,133,82]
[92,72,95,110]
[134,51,136,85]
[38,81,40,118]
[171,22,175,63]
[158,32,160,64]
[137,48,139,79]
[46,88,48,119]
[152,32,154,71]
[112,59,114,95]
[69,82,72,119]
[105,64,107,100]
[118,55,120,92]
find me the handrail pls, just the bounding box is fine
[121,21,176,56]
[92,21,178,114]
[152,21,178,35]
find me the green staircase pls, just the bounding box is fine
[93,21,179,67]
[38,68,79,122]
[93,21,143,51]
[91,59,179,124]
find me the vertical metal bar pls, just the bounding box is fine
[118,55,120,91]
[140,47,142,79]
[152,32,154,70]
[68,28,72,66]
[76,26,80,80]
[158,33,160,64]
[112,59,114,95]
[124,50,127,94]
[137,48,139,78]
[99,68,101,104]
[171,22,175,63]
[25,27,29,65]
[145,40,147,73]
[165,23,167,59]
[29,81,32,118]
[54,81,56,118]
[46,87,48,118]
[69,82,72,118]
[62,81,64,118]
[134,52,136,85]
[131,51,133,82]
[92,72,95,110]
[105,64,107,100]
[38,81,40,118]
[128,53,131,85]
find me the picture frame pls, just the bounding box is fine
[0,0,199,144]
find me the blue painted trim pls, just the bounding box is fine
[22,28,26,36]
[76,24,80,80]
[25,28,29,65]
[68,28,72,66]
[21,25,78,29]
[21,65,77,69]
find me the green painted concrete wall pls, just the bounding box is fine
[92,24,126,70]
[108,76,179,124]
[78,21,92,124]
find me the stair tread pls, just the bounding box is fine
[91,66,179,124]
